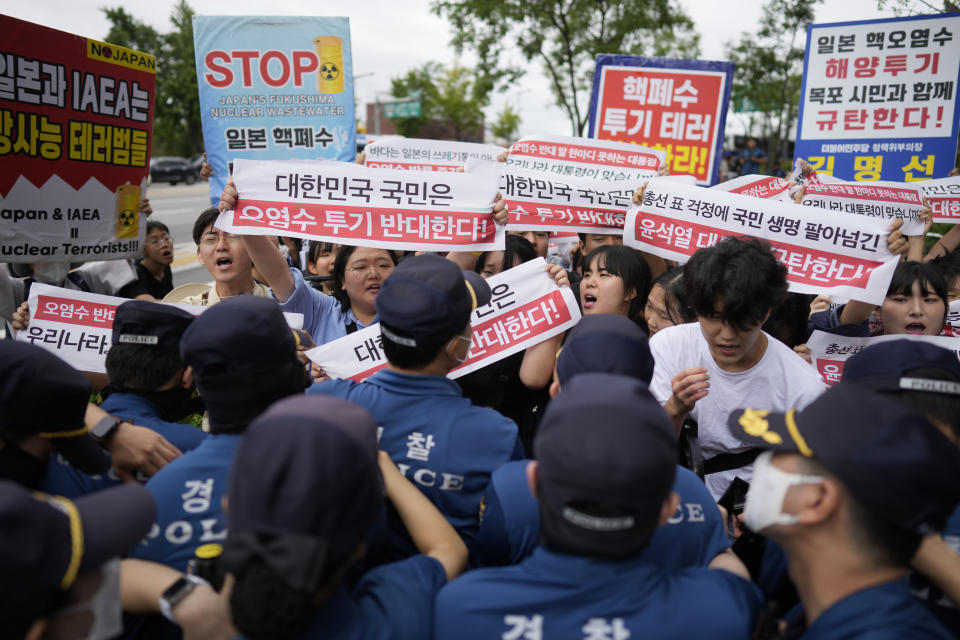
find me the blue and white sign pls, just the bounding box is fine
[193,16,356,204]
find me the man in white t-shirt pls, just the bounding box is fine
[649,237,825,499]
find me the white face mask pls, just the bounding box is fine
[743,451,824,533]
[33,262,70,285]
[446,334,472,364]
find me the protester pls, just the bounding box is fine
[728,382,960,638]
[508,230,550,259]
[436,373,762,639]
[580,244,651,330]
[474,234,537,279]
[303,240,340,294]
[643,266,696,336]
[307,254,524,556]
[570,233,621,275]
[222,394,467,639]
[739,137,767,175]
[135,220,176,300]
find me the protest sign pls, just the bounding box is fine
[624,178,900,304]
[0,16,155,263]
[216,158,504,252]
[795,14,960,182]
[806,329,960,385]
[914,175,960,222]
[305,258,580,381]
[712,175,795,201]
[18,283,303,372]
[364,137,506,171]
[800,181,926,235]
[193,16,356,205]
[506,134,665,185]
[469,160,632,234]
[945,299,960,337]
[587,55,734,186]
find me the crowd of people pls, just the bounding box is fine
[3,138,960,640]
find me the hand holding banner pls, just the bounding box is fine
[305,258,580,382]
[216,158,504,252]
[625,178,900,305]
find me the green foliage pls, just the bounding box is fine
[877,0,958,15]
[431,0,699,135]
[102,1,201,157]
[389,63,491,140]
[726,0,822,172]
[491,104,521,145]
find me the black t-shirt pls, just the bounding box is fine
[130,261,173,299]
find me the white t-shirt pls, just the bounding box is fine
[649,322,826,499]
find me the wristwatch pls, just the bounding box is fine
[89,415,123,442]
[158,575,206,622]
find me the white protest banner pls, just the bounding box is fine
[506,134,666,184]
[364,137,506,172]
[806,329,960,385]
[712,175,795,201]
[305,257,581,381]
[217,158,504,252]
[18,283,302,372]
[915,175,960,223]
[468,160,633,234]
[625,178,899,304]
[943,299,960,337]
[800,181,926,235]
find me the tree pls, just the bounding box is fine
[725,0,822,173]
[491,104,521,145]
[389,63,492,141]
[103,1,202,157]
[877,0,958,14]
[431,0,700,136]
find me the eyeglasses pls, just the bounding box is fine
[200,233,243,247]
[346,262,394,276]
[146,235,174,246]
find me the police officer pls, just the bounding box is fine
[308,254,524,555]
[471,314,731,570]
[222,394,467,639]
[728,382,960,638]
[436,373,762,639]
[41,300,207,499]
[130,295,306,573]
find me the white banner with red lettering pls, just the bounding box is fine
[712,174,795,201]
[945,299,960,337]
[17,283,302,372]
[806,329,960,385]
[506,134,666,184]
[217,158,505,252]
[624,178,900,305]
[468,160,633,234]
[800,181,926,235]
[304,257,580,381]
[915,175,960,223]
[364,137,506,172]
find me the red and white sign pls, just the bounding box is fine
[472,160,633,234]
[304,257,581,381]
[591,66,726,184]
[712,175,795,201]
[915,175,960,223]
[806,329,960,385]
[801,181,926,235]
[218,158,504,252]
[944,299,960,337]
[18,283,302,372]
[625,178,900,305]
[506,134,665,185]
[364,137,506,172]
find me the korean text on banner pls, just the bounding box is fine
[945,299,960,336]
[625,178,900,305]
[193,16,356,206]
[506,134,665,185]
[915,175,960,222]
[806,329,960,385]
[305,258,581,382]
[470,160,632,235]
[365,137,506,172]
[17,283,303,372]
[795,13,960,182]
[587,55,734,187]
[217,158,504,252]
[800,181,926,235]
[0,16,155,263]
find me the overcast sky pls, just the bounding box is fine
[6,0,901,138]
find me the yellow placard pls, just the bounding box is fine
[86,39,156,74]
[314,36,345,94]
[115,184,141,238]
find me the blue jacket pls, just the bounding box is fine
[470,461,730,570]
[130,433,240,572]
[435,547,763,640]
[309,369,523,554]
[40,393,207,499]
[911,505,960,636]
[278,268,376,345]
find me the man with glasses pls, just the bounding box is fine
[134,220,176,299]
[170,208,271,306]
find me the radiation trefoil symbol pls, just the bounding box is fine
[320,62,340,81]
[118,209,136,227]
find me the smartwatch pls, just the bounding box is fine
[90,415,123,442]
[158,575,207,622]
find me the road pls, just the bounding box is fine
[145,181,216,287]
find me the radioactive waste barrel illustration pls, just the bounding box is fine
[115,184,141,239]
[314,36,345,94]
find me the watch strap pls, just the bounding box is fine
[90,415,122,441]
[158,574,207,622]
